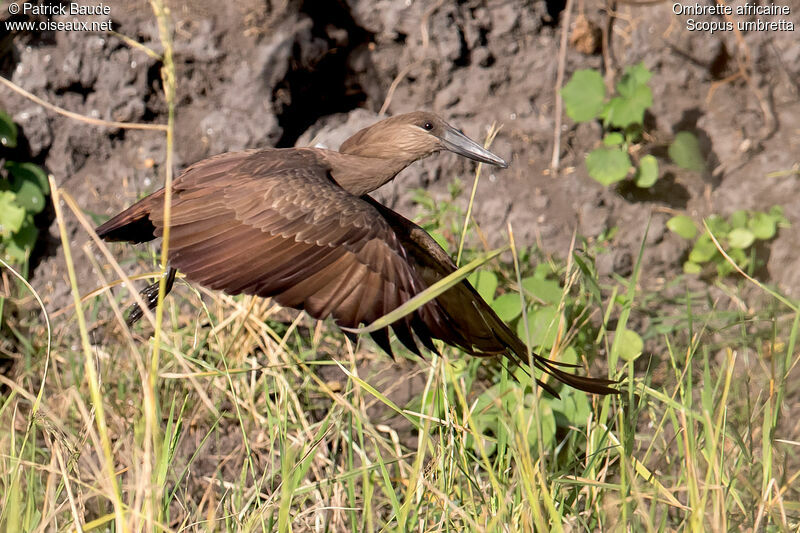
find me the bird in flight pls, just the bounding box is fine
[96,112,617,396]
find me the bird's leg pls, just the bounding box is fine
[125,267,177,327]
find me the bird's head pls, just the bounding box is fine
[339,112,508,168]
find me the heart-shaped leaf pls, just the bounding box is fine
[468,270,498,303]
[6,162,49,194]
[521,277,563,304]
[666,215,697,240]
[491,292,523,323]
[748,212,777,240]
[517,305,561,350]
[561,70,606,123]
[586,148,631,186]
[617,328,643,362]
[727,228,755,249]
[0,191,26,235]
[669,131,705,172]
[11,175,45,214]
[635,154,659,188]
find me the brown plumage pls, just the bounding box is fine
[97,111,617,396]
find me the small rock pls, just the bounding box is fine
[490,3,518,36]
[472,47,494,68]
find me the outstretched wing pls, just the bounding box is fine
[147,149,446,352]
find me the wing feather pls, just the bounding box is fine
[149,149,438,336]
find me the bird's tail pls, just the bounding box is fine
[445,283,620,396]
[494,318,620,396]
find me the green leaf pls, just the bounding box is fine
[728,248,748,269]
[0,110,18,148]
[617,328,643,362]
[586,148,631,186]
[730,210,748,229]
[604,84,652,128]
[669,131,705,172]
[517,305,561,349]
[624,123,644,143]
[683,261,702,274]
[9,218,37,261]
[468,270,498,303]
[521,276,563,304]
[688,235,717,263]
[718,249,747,277]
[666,215,697,240]
[491,292,523,323]
[769,205,789,225]
[603,63,653,130]
[429,230,450,254]
[617,62,652,96]
[560,346,579,366]
[551,388,591,425]
[561,69,606,122]
[533,263,551,279]
[705,214,730,235]
[4,238,29,263]
[748,212,777,240]
[728,228,755,249]
[6,162,50,194]
[603,132,624,147]
[0,191,26,235]
[10,175,45,214]
[635,154,659,188]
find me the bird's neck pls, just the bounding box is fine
[325,152,420,196]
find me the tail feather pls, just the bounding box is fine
[446,281,619,397]
[488,305,620,395]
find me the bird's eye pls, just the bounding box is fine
[423,122,433,131]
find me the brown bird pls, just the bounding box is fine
[96,112,617,396]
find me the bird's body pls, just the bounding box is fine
[97,112,617,395]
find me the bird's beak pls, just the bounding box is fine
[439,126,509,168]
